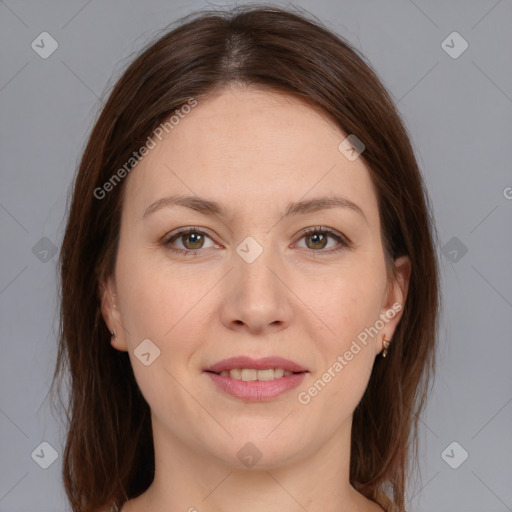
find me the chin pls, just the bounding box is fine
[203,431,309,470]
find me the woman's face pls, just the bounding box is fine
[101,85,409,469]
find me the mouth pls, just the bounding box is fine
[207,367,300,381]
[204,356,309,401]
[204,355,308,375]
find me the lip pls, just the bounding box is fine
[204,356,308,374]
[206,371,307,401]
[204,356,309,402]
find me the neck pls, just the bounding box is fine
[121,412,383,512]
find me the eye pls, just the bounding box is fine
[295,227,351,254]
[162,226,351,257]
[163,227,217,256]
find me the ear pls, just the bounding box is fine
[376,255,411,355]
[99,276,128,352]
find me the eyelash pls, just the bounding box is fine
[162,226,351,257]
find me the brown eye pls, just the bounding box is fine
[305,231,328,250]
[164,228,216,255]
[297,227,350,253]
[179,231,204,250]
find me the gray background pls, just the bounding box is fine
[1,0,511,511]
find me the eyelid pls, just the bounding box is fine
[162,225,351,255]
[162,226,219,248]
[295,226,350,244]
[293,226,351,252]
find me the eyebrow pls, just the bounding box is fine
[142,194,367,223]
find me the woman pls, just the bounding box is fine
[51,5,440,512]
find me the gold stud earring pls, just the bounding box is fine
[382,335,390,358]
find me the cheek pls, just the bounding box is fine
[316,356,374,429]
[115,257,204,423]
[115,252,210,391]
[116,246,189,340]
[302,264,385,344]
[297,264,384,408]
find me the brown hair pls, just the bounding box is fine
[50,5,440,512]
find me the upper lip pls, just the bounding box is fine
[205,356,309,374]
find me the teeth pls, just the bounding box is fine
[217,368,296,380]
[229,368,241,379]
[241,369,258,381]
[255,369,274,381]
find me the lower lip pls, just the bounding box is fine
[205,371,307,401]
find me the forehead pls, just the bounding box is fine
[122,86,379,225]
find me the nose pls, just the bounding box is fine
[220,245,294,335]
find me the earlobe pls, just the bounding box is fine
[377,255,411,355]
[99,277,126,351]
[381,334,390,358]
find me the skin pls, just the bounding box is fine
[100,84,410,512]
